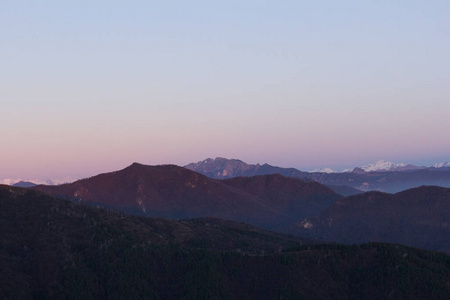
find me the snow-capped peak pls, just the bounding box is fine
[360,160,406,172]
[434,162,450,168]
[310,167,336,173]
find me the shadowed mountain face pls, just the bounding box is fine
[294,186,450,254]
[33,163,341,231]
[186,157,450,193]
[221,175,341,227]
[2,185,450,299]
[0,185,311,254]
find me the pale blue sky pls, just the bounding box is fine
[1,1,449,178]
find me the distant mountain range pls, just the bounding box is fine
[309,160,425,173]
[186,157,450,193]
[321,160,449,173]
[0,178,73,186]
[4,158,448,192]
[357,160,427,172]
[3,185,449,299]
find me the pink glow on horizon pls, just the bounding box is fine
[2,94,450,179]
[1,1,449,179]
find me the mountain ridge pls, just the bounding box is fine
[33,163,342,231]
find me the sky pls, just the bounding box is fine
[1,0,449,180]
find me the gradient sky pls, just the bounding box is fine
[1,0,449,179]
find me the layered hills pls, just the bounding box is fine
[295,186,450,254]
[32,163,450,254]
[186,157,450,193]
[33,163,341,231]
[2,185,450,299]
[185,157,362,196]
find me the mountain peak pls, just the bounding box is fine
[185,157,256,179]
[352,167,367,174]
[129,162,145,168]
